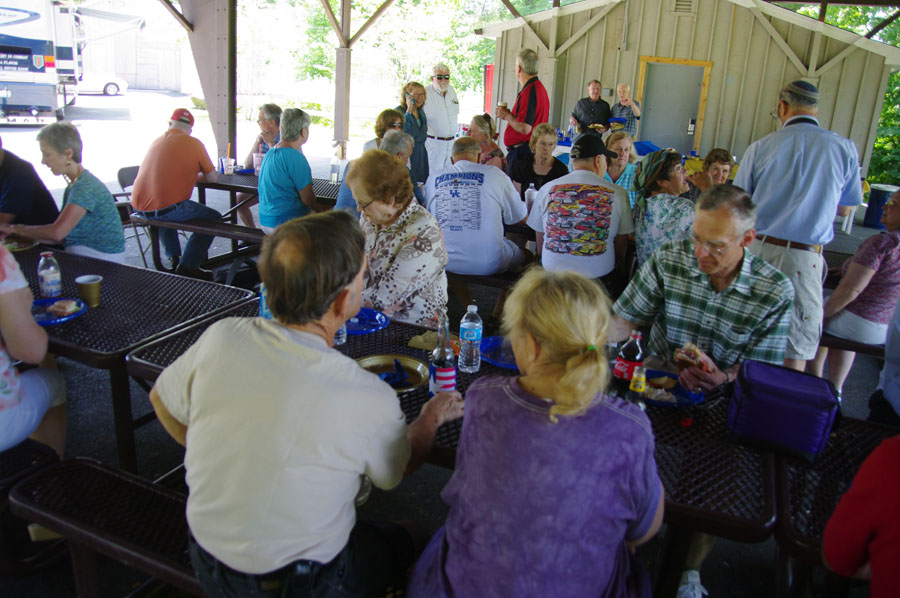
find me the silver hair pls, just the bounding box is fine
[696,184,757,233]
[37,122,83,164]
[259,103,282,125]
[516,49,539,75]
[451,136,481,156]
[779,86,818,109]
[617,83,631,93]
[433,63,449,75]
[380,129,413,156]
[280,108,311,142]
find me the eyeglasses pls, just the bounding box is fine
[434,75,451,81]
[690,233,741,256]
[389,122,403,128]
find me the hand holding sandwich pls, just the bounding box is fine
[675,342,728,392]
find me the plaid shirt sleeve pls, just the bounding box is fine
[613,256,665,326]
[735,285,793,365]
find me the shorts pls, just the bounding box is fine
[749,240,825,361]
[66,245,126,264]
[0,368,67,453]
[824,309,888,346]
[495,238,528,274]
[190,520,414,598]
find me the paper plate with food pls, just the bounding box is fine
[2,235,38,252]
[32,298,87,326]
[643,370,704,407]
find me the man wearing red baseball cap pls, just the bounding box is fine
[131,108,221,279]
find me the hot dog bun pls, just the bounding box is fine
[47,299,79,317]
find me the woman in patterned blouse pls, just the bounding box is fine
[468,113,506,171]
[632,149,694,266]
[603,131,638,209]
[345,150,448,329]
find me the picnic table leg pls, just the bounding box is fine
[109,366,138,473]
[69,543,100,598]
[653,524,692,598]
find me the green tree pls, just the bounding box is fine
[784,4,900,182]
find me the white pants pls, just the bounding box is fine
[425,137,453,175]
[825,309,888,345]
[0,368,66,453]
[66,245,126,264]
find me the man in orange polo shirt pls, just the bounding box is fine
[131,109,221,279]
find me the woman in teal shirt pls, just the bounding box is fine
[0,122,125,262]
[257,108,327,233]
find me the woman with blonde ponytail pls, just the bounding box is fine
[408,268,665,598]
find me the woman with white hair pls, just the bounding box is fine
[0,122,125,262]
[257,108,328,233]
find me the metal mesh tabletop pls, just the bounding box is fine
[775,416,898,564]
[646,399,776,541]
[127,300,261,381]
[17,249,253,365]
[197,174,338,204]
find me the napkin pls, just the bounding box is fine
[408,331,461,355]
[378,359,411,389]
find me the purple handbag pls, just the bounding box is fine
[728,360,841,462]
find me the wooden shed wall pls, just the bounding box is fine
[492,0,892,173]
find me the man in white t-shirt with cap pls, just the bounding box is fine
[425,136,527,276]
[422,62,460,175]
[526,134,633,296]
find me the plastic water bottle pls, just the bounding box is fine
[334,323,347,346]
[330,152,341,185]
[459,305,483,373]
[37,252,62,298]
[258,283,273,319]
[524,183,537,212]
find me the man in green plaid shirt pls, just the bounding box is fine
[612,185,793,393]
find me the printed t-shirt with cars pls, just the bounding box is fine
[0,246,25,412]
[425,162,526,276]
[526,170,632,279]
[63,169,126,254]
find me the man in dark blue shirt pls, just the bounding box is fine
[0,137,59,225]
[570,80,611,136]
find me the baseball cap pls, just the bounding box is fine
[569,134,618,161]
[169,108,194,127]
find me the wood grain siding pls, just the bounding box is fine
[490,0,896,174]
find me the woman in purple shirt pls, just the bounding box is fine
[408,268,665,598]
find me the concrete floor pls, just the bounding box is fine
[2,91,887,596]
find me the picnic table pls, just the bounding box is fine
[16,247,254,472]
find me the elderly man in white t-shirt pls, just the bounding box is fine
[526,134,633,295]
[422,62,460,175]
[148,211,463,597]
[425,136,527,277]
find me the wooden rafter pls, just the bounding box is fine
[156,0,193,32]
[499,0,549,51]
[318,0,347,46]
[750,0,808,75]
[818,2,827,22]
[866,8,900,39]
[348,0,396,47]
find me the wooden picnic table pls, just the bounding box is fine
[17,247,254,473]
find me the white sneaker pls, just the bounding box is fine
[676,569,709,598]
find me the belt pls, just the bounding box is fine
[427,135,455,141]
[759,235,822,254]
[133,204,177,217]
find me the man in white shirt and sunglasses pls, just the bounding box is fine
[423,62,460,175]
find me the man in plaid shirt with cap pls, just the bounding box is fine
[609,183,794,598]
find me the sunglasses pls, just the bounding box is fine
[434,75,451,81]
[390,122,403,128]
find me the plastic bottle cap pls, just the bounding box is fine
[467,305,478,313]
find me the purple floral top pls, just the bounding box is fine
[842,230,900,324]
[408,375,661,598]
[360,201,448,329]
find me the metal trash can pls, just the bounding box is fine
[864,184,898,230]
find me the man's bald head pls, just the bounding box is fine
[451,136,481,164]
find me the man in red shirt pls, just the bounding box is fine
[131,109,221,279]
[496,48,549,176]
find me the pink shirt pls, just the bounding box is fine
[843,231,900,324]
[0,246,26,411]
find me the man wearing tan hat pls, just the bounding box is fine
[131,108,221,279]
[734,80,862,372]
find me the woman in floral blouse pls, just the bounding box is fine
[632,149,694,266]
[469,113,506,171]
[345,150,448,329]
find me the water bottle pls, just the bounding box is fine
[459,305,483,373]
[258,283,273,319]
[524,183,537,212]
[429,314,456,396]
[330,152,341,185]
[334,323,347,346]
[37,251,62,298]
[612,330,644,397]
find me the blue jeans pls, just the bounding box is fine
[189,521,413,598]
[149,199,221,269]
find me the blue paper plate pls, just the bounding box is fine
[643,369,704,407]
[346,308,389,335]
[480,336,518,371]
[32,298,87,326]
[234,168,254,174]
[609,117,627,123]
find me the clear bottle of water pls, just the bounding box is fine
[459,305,483,373]
[329,152,341,185]
[334,323,347,346]
[37,252,62,298]
[524,183,537,212]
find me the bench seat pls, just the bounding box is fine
[819,334,885,359]
[447,269,522,290]
[129,215,265,245]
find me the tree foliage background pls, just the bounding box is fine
[786,4,900,183]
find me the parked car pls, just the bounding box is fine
[78,73,128,96]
